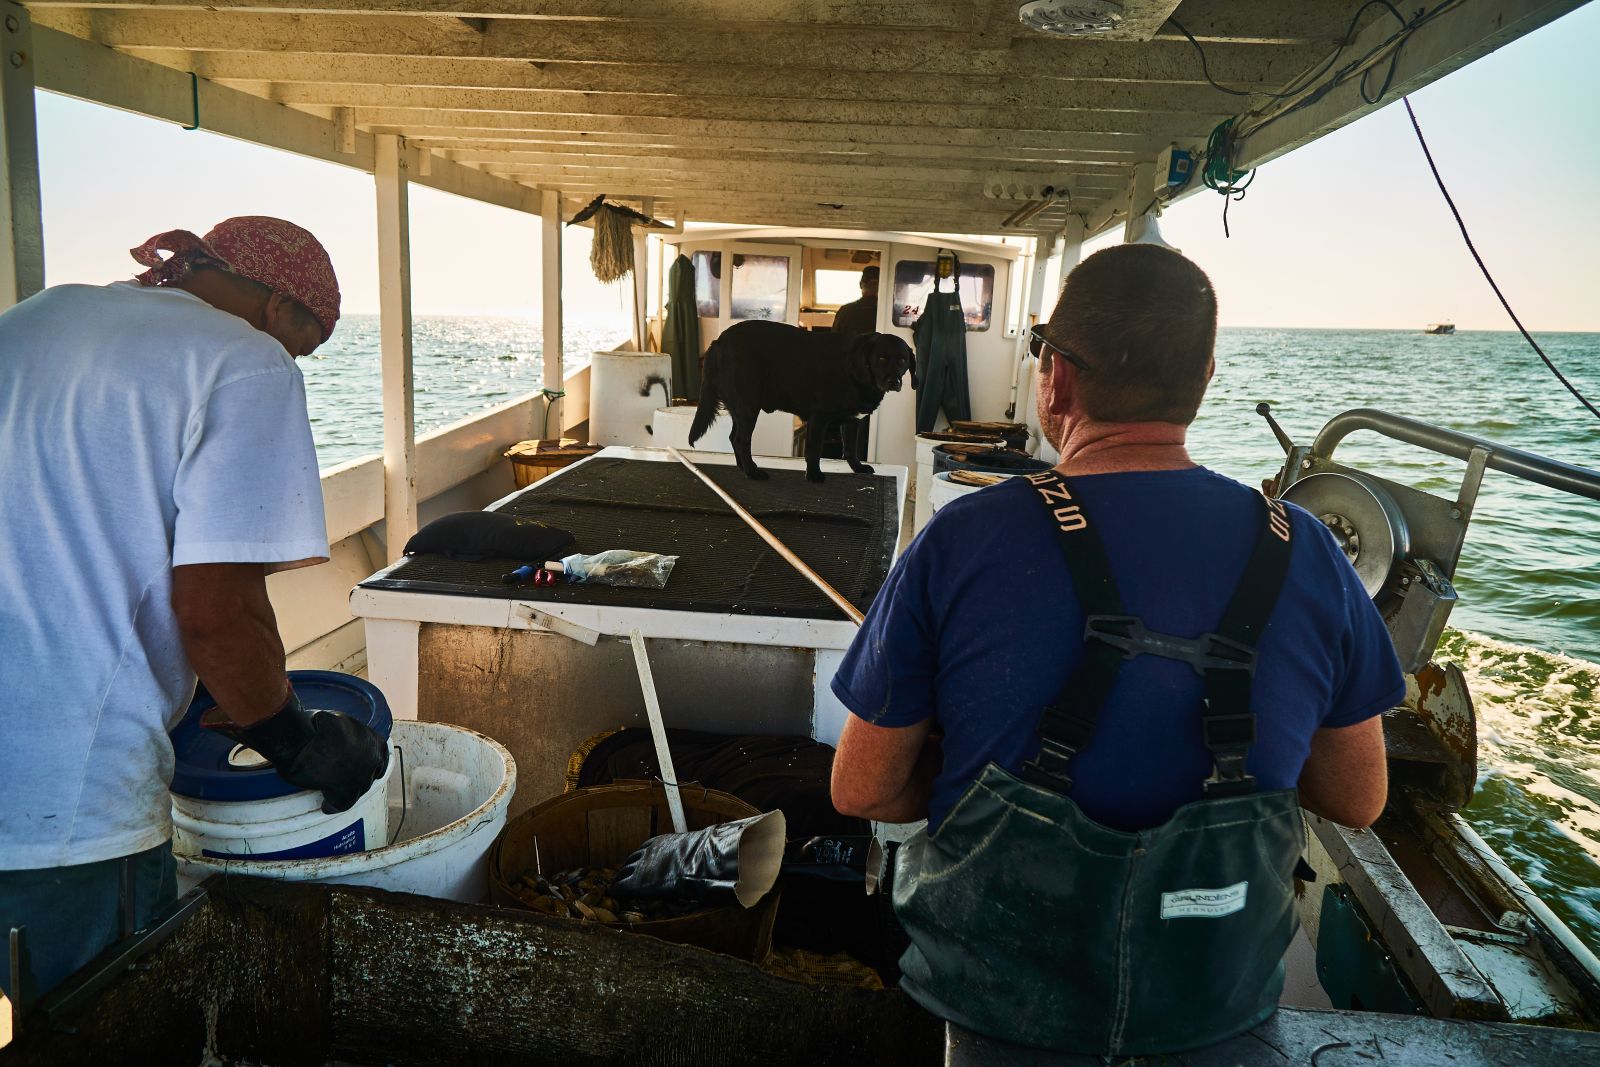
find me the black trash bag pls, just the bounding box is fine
[402,511,574,563]
[610,810,786,908]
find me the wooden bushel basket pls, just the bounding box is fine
[488,781,781,963]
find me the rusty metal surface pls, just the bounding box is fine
[1409,662,1479,810]
[945,1009,1600,1065]
[419,625,816,814]
[2,876,941,1066]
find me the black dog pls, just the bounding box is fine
[689,320,917,482]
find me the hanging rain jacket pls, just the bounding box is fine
[662,254,701,401]
[892,470,1306,1056]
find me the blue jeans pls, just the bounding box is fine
[0,841,177,1000]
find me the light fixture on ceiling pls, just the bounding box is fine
[1017,1,1124,37]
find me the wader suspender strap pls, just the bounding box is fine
[1019,472,1295,798]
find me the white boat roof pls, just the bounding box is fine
[26,0,1588,236]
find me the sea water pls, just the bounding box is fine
[302,320,1600,949]
[299,314,630,468]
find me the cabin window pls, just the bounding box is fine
[693,251,721,318]
[814,269,865,307]
[890,261,995,331]
[730,254,790,321]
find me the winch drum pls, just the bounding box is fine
[1281,473,1410,600]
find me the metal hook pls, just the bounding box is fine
[182,71,200,131]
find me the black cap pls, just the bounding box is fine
[861,266,880,284]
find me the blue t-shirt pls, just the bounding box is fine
[832,468,1405,832]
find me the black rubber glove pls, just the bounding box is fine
[208,689,389,814]
[610,815,768,905]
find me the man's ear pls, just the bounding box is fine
[1040,359,1077,415]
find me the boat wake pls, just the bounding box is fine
[1440,629,1600,947]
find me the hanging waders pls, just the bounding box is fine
[913,288,971,433]
[893,471,1307,1056]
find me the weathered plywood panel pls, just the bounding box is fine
[418,624,816,815]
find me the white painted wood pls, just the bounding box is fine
[319,454,386,544]
[334,105,356,153]
[0,2,43,309]
[32,26,536,213]
[632,228,648,351]
[29,1,1360,47]
[415,391,538,500]
[376,132,418,564]
[540,187,564,432]
[362,617,421,720]
[36,11,1315,85]
[631,628,688,833]
[1122,161,1157,242]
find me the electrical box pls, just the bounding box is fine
[1156,146,1194,190]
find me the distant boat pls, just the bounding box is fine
[1425,322,1457,334]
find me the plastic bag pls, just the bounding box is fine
[554,550,679,589]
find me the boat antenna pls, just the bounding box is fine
[1403,97,1600,422]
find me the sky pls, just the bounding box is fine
[32,3,1600,330]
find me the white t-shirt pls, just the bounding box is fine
[0,281,329,869]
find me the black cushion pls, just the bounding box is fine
[403,511,574,563]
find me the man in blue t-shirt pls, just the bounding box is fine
[829,244,1403,1053]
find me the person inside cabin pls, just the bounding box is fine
[0,217,388,1000]
[831,265,880,336]
[829,244,1403,1056]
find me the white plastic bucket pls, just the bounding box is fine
[175,721,517,903]
[172,755,394,861]
[914,434,1000,533]
[929,470,1020,514]
[590,350,672,447]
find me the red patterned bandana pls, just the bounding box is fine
[130,216,341,341]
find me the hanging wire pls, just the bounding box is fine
[1168,2,1408,103]
[1403,97,1600,420]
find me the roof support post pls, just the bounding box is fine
[540,187,564,434]
[375,133,417,564]
[1058,213,1086,275]
[0,2,43,310]
[631,196,651,353]
[1122,162,1156,243]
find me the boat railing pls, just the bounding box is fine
[1311,408,1600,502]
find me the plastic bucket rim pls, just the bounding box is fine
[176,721,516,878]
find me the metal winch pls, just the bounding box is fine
[1258,405,1600,810]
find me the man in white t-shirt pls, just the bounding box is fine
[0,218,387,1000]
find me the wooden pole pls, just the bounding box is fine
[666,447,865,626]
[375,133,417,564]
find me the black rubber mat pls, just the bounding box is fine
[360,457,898,620]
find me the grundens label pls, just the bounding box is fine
[1160,881,1249,920]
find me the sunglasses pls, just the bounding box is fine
[1028,325,1089,372]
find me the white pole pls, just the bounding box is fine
[629,629,687,834]
[1029,216,1085,462]
[540,188,564,436]
[632,196,651,353]
[0,2,43,310]
[375,134,417,564]
[1123,162,1156,243]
